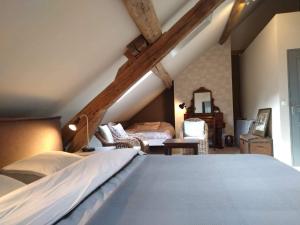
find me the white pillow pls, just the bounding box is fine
[0,175,25,197]
[2,151,82,176]
[110,123,128,139]
[99,125,114,143]
[183,120,205,138]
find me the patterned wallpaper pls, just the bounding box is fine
[174,41,234,137]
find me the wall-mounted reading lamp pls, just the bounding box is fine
[68,114,95,152]
[179,103,186,109]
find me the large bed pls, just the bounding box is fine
[2,149,300,225]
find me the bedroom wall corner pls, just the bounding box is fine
[240,12,300,166]
[174,41,234,137]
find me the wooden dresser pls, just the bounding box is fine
[183,87,226,149]
[184,112,225,148]
[240,134,273,156]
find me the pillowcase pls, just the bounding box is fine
[183,120,205,138]
[2,151,82,177]
[99,125,114,143]
[109,123,128,139]
[0,175,25,197]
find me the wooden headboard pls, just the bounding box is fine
[0,117,63,168]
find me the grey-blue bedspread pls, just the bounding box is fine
[62,154,300,225]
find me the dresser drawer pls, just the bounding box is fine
[250,143,272,156]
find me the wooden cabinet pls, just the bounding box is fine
[240,134,273,156]
[184,112,225,148]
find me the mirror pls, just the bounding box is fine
[186,87,217,115]
[194,92,212,113]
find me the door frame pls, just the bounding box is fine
[287,48,300,166]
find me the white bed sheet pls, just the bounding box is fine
[0,149,138,225]
[0,175,25,197]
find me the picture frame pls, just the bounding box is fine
[253,108,271,137]
[248,120,256,134]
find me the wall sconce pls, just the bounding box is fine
[179,103,186,109]
[68,114,95,152]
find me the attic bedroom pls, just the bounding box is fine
[1,0,300,224]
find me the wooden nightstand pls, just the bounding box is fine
[240,134,273,156]
[75,146,116,157]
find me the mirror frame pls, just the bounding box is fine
[187,87,219,115]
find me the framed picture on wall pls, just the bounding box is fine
[253,108,271,137]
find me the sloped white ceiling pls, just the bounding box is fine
[0,0,233,125]
[231,0,299,51]
[103,73,165,123]
[0,0,136,116]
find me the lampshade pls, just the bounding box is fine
[67,114,95,152]
[68,124,77,131]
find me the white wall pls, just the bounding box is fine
[174,41,234,137]
[241,12,300,166]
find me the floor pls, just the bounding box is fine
[209,146,240,154]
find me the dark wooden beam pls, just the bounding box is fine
[125,35,149,60]
[219,0,246,45]
[62,0,225,151]
[231,49,244,55]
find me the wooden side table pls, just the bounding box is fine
[163,139,200,155]
[240,134,273,156]
[75,146,116,156]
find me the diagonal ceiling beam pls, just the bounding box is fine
[122,0,172,88]
[62,0,224,151]
[219,0,246,45]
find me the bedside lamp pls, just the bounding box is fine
[68,114,95,152]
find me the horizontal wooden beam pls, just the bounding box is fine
[123,0,162,43]
[219,0,246,45]
[152,63,173,88]
[62,0,224,151]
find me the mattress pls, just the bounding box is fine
[85,155,300,225]
[4,153,300,225]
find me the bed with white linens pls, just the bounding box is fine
[2,149,300,225]
[126,122,175,146]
